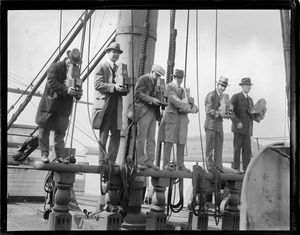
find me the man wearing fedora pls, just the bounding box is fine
[92,42,125,165]
[231,77,261,174]
[158,69,198,172]
[204,76,230,173]
[35,48,83,163]
[135,64,166,170]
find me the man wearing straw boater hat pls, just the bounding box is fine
[158,69,198,172]
[35,48,83,164]
[92,42,125,165]
[204,76,229,173]
[230,77,262,174]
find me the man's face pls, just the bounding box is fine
[173,76,183,86]
[152,71,161,81]
[107,49,120,62]
[217,83,227,94]
[242,84,252,94]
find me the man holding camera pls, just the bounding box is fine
[35,48,83,163]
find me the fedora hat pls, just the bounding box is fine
[67,48,82,64]
[216,76,229,87]
[239,77,253,86]
[173,69,184,78]
[105,42,123,54]
[152,64,165,76]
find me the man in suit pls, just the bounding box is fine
[92,42,125,165]
[158,69,198,172]
[204,76,229,173]
[35,48,83,163]
[231,77,261,173]
[135,64,165,170]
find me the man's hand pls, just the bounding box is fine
[68,87,82,100]
[114,84,123,92]
[152,98,161,106]
[237,122,243,129]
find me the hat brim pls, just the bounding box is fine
[216,81,229,86]
[67,50,82,64]
[239,83,253,86]
[105,47,123,54]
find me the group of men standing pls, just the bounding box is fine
[35,42,264,174]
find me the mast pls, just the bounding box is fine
[115,10,159,164]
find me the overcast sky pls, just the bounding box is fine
[7,9,290,151]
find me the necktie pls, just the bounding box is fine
[112,63,116,83]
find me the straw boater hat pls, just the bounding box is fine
[173,69,184,78]
[216,76,229,86]
[239,77,253,86]
[152,64,165,76]
[105,42,123,54]
[67,48,82,64]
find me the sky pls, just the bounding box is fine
[7,9,290,153]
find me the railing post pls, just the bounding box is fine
[145,177,169,230]
[122,176,147,230]
[221,180,240,230]
[48,172,75,230]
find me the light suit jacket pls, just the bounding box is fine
[157,82,191,144]
[92,61,123,129]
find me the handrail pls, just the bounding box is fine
[33,161,244,181]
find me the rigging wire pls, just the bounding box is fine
[59,10,63,60]
[195,10,206,170]
[214,10,218,88]
[66,10,88,154]
[7,11,87,115]
[183,10,190,88]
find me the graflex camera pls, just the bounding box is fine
[219,94,234,119]
[115,63,130,96]
[66,63,82,91]
[155,78,168,107]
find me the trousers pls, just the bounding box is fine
[233,132,251,171]
[38,128,66,158]
[163,142,185,168]
[136,108,156,166]
[205,129,224,169]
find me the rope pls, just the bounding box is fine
[137,10,150,77]
[119,158,137,218]
[183,10,190,88]
[166,10,177,84]
[195,10,206,170]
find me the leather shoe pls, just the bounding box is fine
[42,156,49,163]
[178,166,191,172]
[147,164,160,170]
[215,165,225,173]
[137,164,148,170]
[164,166,173,171]
[234,169,243,174]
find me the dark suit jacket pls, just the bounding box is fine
[92,61,123,130]
[35,60,73,132]
[204,90,223,132]
[231,92,258,136]
[134,73,160,120]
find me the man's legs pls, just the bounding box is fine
[108,126,121,162]
[214,131,224,171]
[163,142,173,169]
[99,129,109,162]
[136,109,152,166]
[54,130,66,159]
[144,111,157,167]
[241,134,251,171]
[38,127,50,163]
[205,129,215,170]
[233,132,243,170]
[176,144,190,171]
